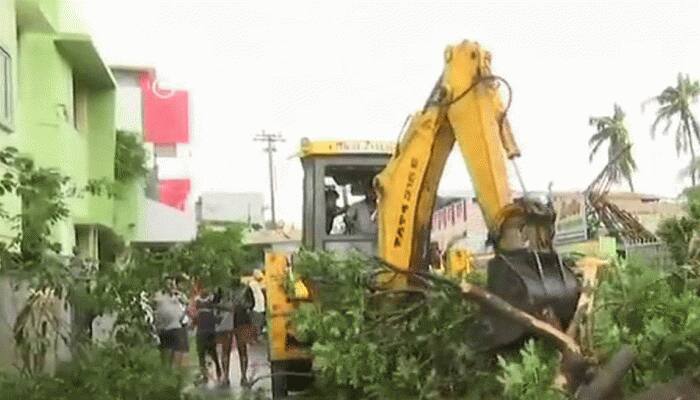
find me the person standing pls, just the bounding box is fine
[213,287,234,387]
[194,288,222,385]
[248,269,266,337]
[153,277,189,368]
[232,283,256,387]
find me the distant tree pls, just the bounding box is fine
[678,159,700,184]
[646,73,700,185]
[588,104,637,191]
[657,200,700,265]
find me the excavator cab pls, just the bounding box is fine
[266,138,394,398]
[299,138,394,255]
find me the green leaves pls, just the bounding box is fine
[594,260,700,393]
[0,343,188,400]
[114,130,150,183]
[497,340,566,400]
[292,249,700,399]
[80,224,256,347]
[291,251,496,399]
[656,197,700,266]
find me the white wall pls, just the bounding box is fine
[143,199,197,243]
[199,192,265,225]
[115,86,143,133]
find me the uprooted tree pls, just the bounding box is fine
[288,247,700,399]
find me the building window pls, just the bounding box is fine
[73,76,88,132]
[0,47,13,132]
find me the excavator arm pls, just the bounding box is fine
[376,40,521,271]
[375,40,579,348]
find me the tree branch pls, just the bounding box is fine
[458,281,581,355]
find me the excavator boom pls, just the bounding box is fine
[376,42,519,271]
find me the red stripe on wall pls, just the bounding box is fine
[159,179,191,211]
[140,72,190,144]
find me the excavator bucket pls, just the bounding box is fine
[480,248,579,349]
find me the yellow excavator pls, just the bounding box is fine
[264,40,580,398]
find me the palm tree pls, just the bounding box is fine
[678,158,700,183]
[588,104,637,192]
[646,73,700,186]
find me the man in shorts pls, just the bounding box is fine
[153,277,189,368]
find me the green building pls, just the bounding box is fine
[0,0,20,242]
[0,0,147,370]
[7,0,144,258]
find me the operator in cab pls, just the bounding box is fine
[324,186,345,234]
[345,180,378,236]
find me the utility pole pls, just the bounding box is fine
[254,131,285,227]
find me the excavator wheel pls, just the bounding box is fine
[481,248,580,349]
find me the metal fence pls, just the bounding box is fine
[621,241,671,267]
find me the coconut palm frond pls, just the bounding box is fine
[647,73,700,185]
[587,104,636,192]
[678,158,700,180]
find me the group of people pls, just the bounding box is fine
[152,270,267,387]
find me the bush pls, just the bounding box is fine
[0,343,187,400]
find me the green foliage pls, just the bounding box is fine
[85,225,256,347]
[178,224,258,288]
[290,248,700,399]
[0,343,187,400]
[657,216,698,265]
[498,340,567,400]
[0,145,253,370]
[656,199,700,265]
[594,260,700,394]
[114,130,150,183]
[291,251,502,399]
[0,146,116,277]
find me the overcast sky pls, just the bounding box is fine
[76,0,700,226]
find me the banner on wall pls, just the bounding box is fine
[552,193,588,244]
[431,199,469,232]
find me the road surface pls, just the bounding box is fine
[183,337,272,398]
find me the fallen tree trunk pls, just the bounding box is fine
[458,281,582,356]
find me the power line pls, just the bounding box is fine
[254,131,285,227]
